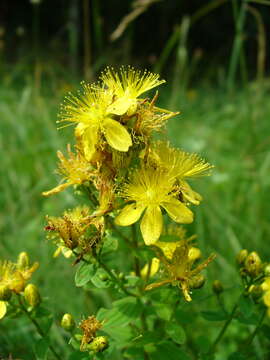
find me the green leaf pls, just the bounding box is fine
[34,337,49,360]
[68,337,81,351]
[238,294,253,315]
[39,316,53,334]
[125,275,141,287]
[159,234,181,242]
[101,235,118,255]
[154,303,173,321]
[133,331,161,347]
[91,268,111,288]
[228,352,246,360]
[96,307,133,343]
[68,351,88,360]
[124,347,145,360]
[75,262,96,287]
[149,341,192,360]
[165,322,186,344]
[113,296,142,319]
[260,324,270,341]
[200,310,229,322]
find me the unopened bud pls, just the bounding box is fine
[87,336,109,353]
[245,252,262,278]
[263,290,270,307]
[248,285,263,301]
[212,280,224,295]
[0,285,12,301]
[264,264,270,277]
[99,273,109,281]
[17,252,30,269]
[236,249,248,265]
[24,284,41,307]
[61,313,75,332]
[188,247,202,263]
[189,274,205,289]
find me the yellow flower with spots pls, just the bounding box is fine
[145,240,215,301]
[115,167,193,245]
[42,145,95,197]
[60,85,132,160]
[100,66,165,116]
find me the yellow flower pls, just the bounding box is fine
[115,167,193,245]
[100,66,165,116]
[60,85,132,160]
[134,95,179,136]
[145,240,215,301]
[45,206,104,256]
[148,141,213,205]
[0,256,39,295]
[79,315,103,351]
[42,145,94,197]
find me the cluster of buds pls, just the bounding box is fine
[0,252,41,319]
[237,249,270,314]
[61,314,108,354]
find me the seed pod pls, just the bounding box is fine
[236,249,248,266]
[0,285,12,301]
[17,252,30,269]
[61,313,75,332]
[245,252,262,278]
[189,274,205,289]
[24,284,41,307]
[212,280,224,295]
[87,336,109,353]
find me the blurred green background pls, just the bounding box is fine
[1,0,270,358]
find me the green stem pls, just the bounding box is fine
[245,307,267,347]
[17,296,61,360]
[208,302,238,354]
[91,249,137,297]
[132,224,140,277]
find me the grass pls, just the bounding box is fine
[1,76,270,358]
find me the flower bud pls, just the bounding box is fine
[264,264,270,277]
[212,280,224,295]
[189,274,205,289]
[61,313,75,332]
[248,285,263,301]
[0,285,12,301]
[87,336,109,353]
[188,247,202,263]
[236,249,248,266]
[245,252,262,278]
[263,290,270,307]
[17,252,30,269]
[24,284,41,307]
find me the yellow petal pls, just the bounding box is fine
[140,206,163,245]
[0,301,7,320]
[103,118,132,152]
[161,198,193,224]
[42,182,70,197]
[75,123,99,161]
[264,290,270,307]
[107,96,134,116]
[115,203,145,226]
[140,258,160,279]
[180,181,202,205]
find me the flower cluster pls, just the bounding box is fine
[43,66,214,300]
[0,252,39,319]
